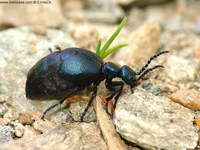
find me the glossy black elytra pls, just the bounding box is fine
[25,45,169,121]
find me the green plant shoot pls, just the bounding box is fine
[96,17,128,59]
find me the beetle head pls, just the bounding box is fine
[120,65,138,91]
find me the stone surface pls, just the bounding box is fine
[166,56,197,82]
[0,95,8,104]
[0,1,64,28]
[0,26,75,120]
[3,108,19,123]
[12,122,25,138]
[0,125,14,144]
[0,123,107,150]
[0,104,7,117]
[114,22,160,66]
[69,101,96,122]
[114,87,198,150]
[18,113,33,125]
[169,89,200,111]
[64,0,124,23]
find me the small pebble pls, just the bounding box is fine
[195,118,200,128]
[169,89,200,110]
[32,25,47,35]
[0,125,14,144]
[23,125,40,139]
[166,56,196,82]
[0,118,8,126]
[32,119,54,133]
[18,113,33,125]
[3,109,19,122]
[0,95,8,104]
[194,48,200,58]
[0,104,7,117]
[28,45,37,54]
[11,122,25,138]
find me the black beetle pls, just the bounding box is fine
[26,45,169,121]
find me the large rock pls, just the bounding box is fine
[113,22,161,66]
[0,26,75,118]
[0,1,64,28]
[114,87,198,150]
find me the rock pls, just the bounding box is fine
[166,56,197,82]
[169,89,200,111]
[18,113,33,125]
[22,125,40,139]
[3,108,19,123]
[30,110,55,133]
[114,87,198,150]
[11,122,25,138]
[0,26,75,120]
[0,104,7,117]
[0,95,8,104]
[69,101,96,122]
[0,123,107,150]
[32,25,47,35]
[64,0,124,23]
[194,48,200,58]
[32,119,55,133]
[114,22,160,66]
[0,125,14,144]
[195,118,200,128]
[69,24,99,50]
[0,118,8,126]
[0,1,64,28]
[141,82,161,95]
[63,0,84,11]
[194,20,200,34]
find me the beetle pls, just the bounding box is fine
[26,45,169,121]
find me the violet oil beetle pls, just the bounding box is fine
[25,45,169,121]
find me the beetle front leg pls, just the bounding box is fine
[105,79,124,118]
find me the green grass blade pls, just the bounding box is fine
[99,17,127,57]
[96,39,101,55]
[102,44,128,59]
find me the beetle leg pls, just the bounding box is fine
[101,97,114,115]
[105,79,124,118]
[54,45,62,51]
[81,81,100,122]
[41,87,83,120]
[48,47,53,53]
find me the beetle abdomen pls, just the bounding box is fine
[26,52,74,100]
[26,48,104,100]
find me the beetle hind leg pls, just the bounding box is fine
[81,81,100,122]
[41,87,82,120]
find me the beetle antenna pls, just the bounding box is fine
[136,65,164,81]
[54,45,62,51]
[135,51,169,75]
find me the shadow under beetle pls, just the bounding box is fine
[25,45,169,121]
